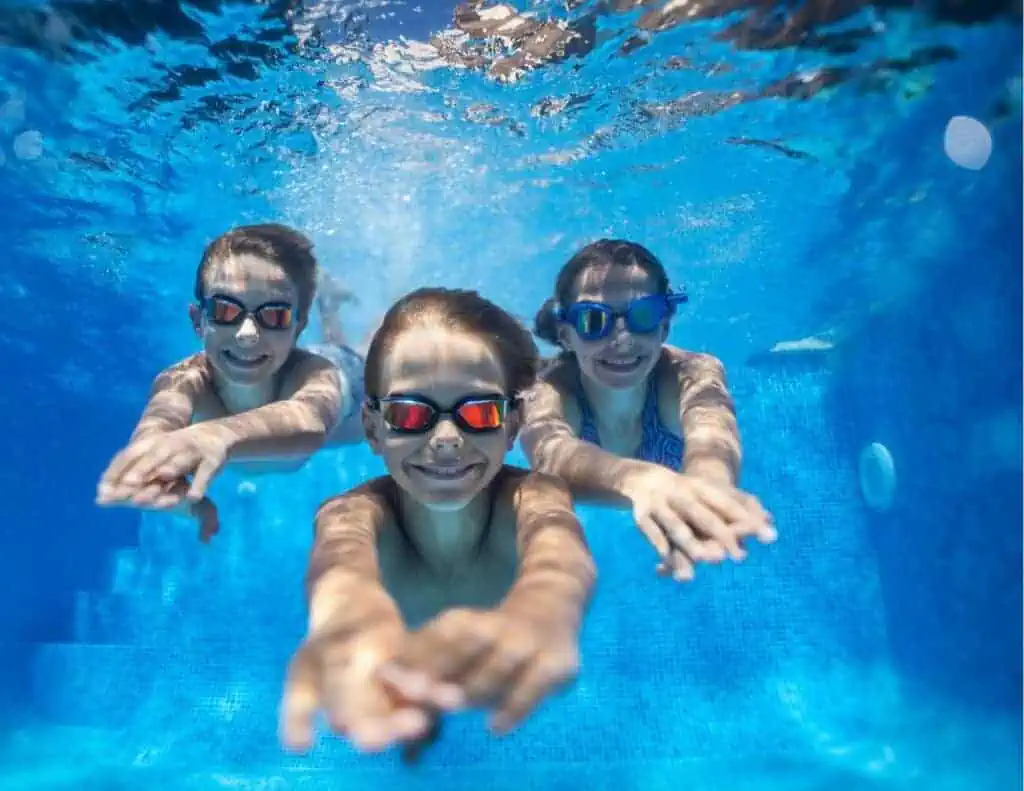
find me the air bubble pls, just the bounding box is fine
[1,97,25,123]
[943,115,992,171]
[858,442,896,512]
[13,130,43,160]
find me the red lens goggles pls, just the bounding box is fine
[370,394,513,435]
[202,295,296,331]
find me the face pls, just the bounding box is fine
[190,252,304,386]
[558,263,668,390]
[364,327,517,512]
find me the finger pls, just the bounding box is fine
[377,664,466,711]
[742,492,773,523]
[127,446,181,487]
[635,513,672,563]
[324,640,414,752]
[732,517,778,544]
[98,442,150,490]
[151,492,188,510]
[667,497,745,560]
[491,654,578,735]
[694,481,763,527]
[650,507,707,563]
[391,612,497,684]
[97,464,150,504]
[95,482,140,506]
[353,706,433,754]
[186,457,222,502]
[459,639,534,706]
[128,482,173,508]
[661,548,696,582]
[279,648,322,752]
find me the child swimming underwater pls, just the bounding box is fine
[521,239,775,580]
[280,287,596,755]
[96,223,365,539]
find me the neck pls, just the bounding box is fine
[396,483,494,578]
[578,364,649,424]
[209,365,279,415]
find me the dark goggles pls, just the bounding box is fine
[368,394,513,435]
[201,294,296,331]
[558,293,687,341]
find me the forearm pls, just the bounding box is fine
[130,418,187,444]
[129,392,197,443]
[501,502,596,633]
[206,401,335,462]
[682,423,741,486]
[529,432,649,506]
[676,353,742,486]
[685,455,737,486]
[305,491,402,635]
[307,566,404,636]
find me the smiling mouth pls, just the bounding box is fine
[223,349,271,368]
[597,354,646,373]
[408,463,484,482]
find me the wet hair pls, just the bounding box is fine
[365,287,539,400]
[194,223,319,317]
[533,239,673,346]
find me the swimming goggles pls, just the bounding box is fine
[557,292,688,341]
[201,294,296,331]
[368,394,514,435]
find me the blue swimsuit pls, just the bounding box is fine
[577,373,684,469]
[307,343,365,419]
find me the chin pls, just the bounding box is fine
[418,494,477,513]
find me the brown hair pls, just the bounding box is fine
[533,239,674,346]
[194,223,319,317]
[365,287,539,399]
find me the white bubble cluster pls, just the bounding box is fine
[943,115,993,170]
[858,441,896,512]
[13,130,43,160]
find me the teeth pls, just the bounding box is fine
[601,357,641,366]
[417,466,473,478]
[226,351,265,364]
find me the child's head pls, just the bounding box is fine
[533,239,684,391]
[190,224,318,385]
[363,287,538,511]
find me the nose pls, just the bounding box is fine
[428,417,464,453]
[234,315,260,346]
[608,316,633,347]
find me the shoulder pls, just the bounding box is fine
[522,358,582,429]
[499,465,573,510]
[660,346,725,378]
[279,348,342,395]
[151,353,212,393]
[537,355,577,391]
[288,347,341,374]
[315,476,396,528]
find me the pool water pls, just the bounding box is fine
[0,1,1020,789]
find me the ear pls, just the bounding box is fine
[505,404,522,450]
[188,304,203,338]
[658,319,670,343]
[295,313,309,337]
[361,402,383,455]
[555,323,572,349]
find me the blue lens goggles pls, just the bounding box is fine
[557,292,687,341]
